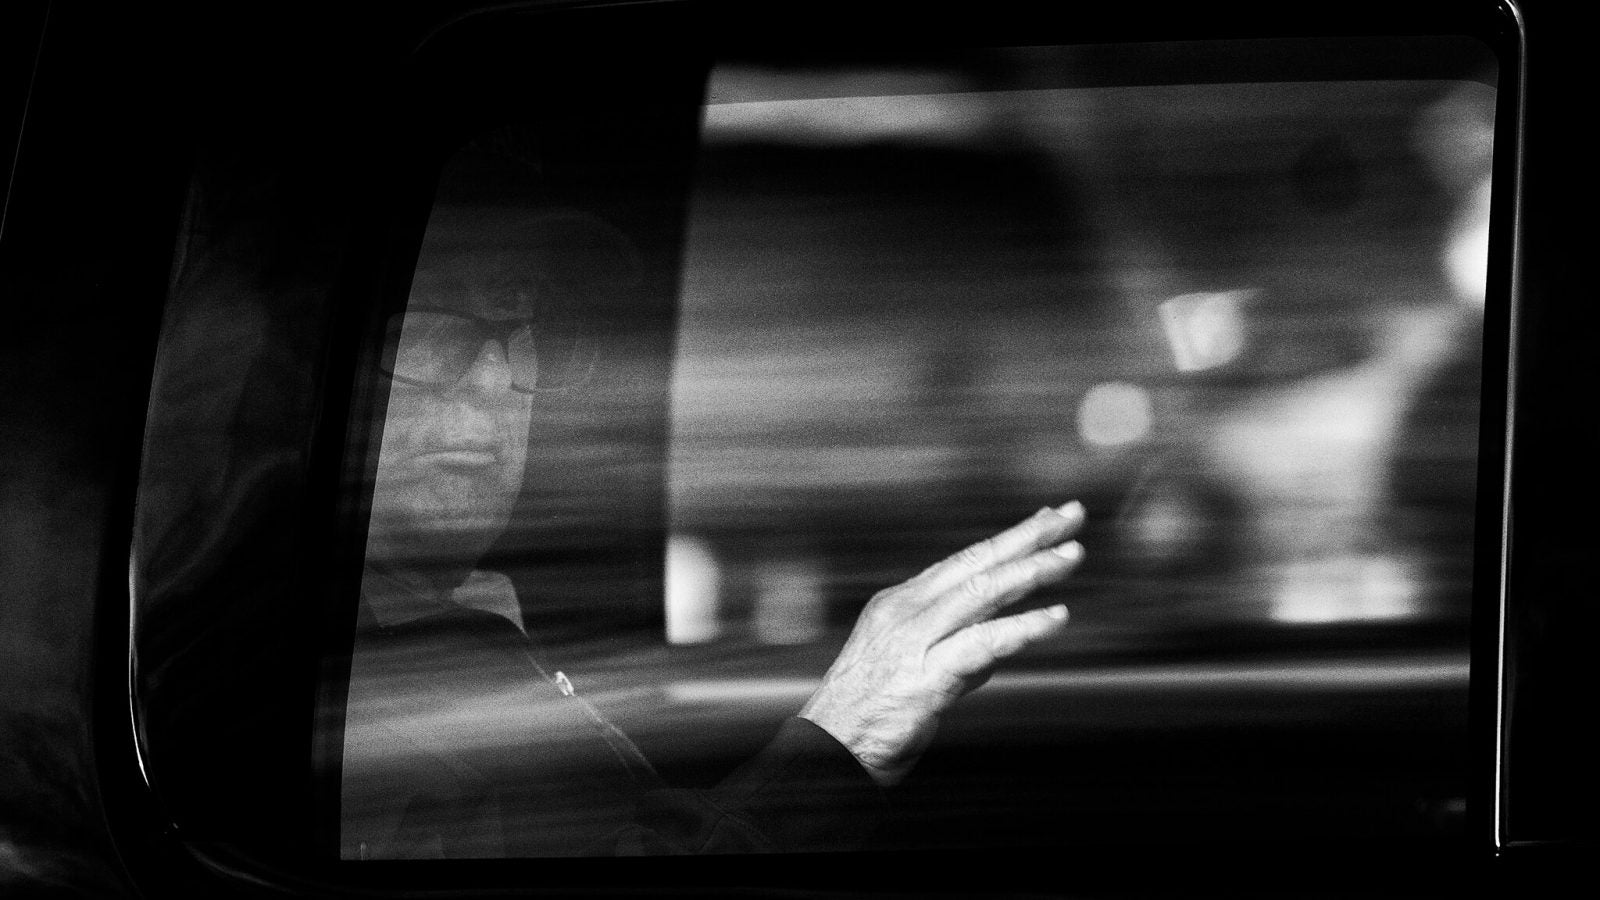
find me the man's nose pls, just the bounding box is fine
[454,338,515,396]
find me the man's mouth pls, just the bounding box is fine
[416,448,499,468]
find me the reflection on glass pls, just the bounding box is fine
[672,68,1491,641]
[340,44,1496,859]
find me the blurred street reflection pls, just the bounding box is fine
[651,66,1490,850]
[667,63,1491,656]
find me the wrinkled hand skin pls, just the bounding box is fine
[799,502,1086,787]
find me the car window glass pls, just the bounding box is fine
[333,40,1497,859]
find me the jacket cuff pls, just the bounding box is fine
[707,715,890,851]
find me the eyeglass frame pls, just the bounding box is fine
[377,305,595,394]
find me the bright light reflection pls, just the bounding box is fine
[1268,554,1423,624]
[704,94,992,146]
[1077,381,1153,448]
[1158,289,1253,372]
[665,534,722,644]
[1447,177,1491,307]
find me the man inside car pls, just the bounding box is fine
[341,191,1086,858]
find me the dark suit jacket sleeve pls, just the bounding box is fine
[595,716,888,855]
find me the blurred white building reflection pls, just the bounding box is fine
[665,534,723,644]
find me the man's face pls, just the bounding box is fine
[366,249,538,568]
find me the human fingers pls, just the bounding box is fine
[927,602,1072,682]
[917,539,1083,642]
[910,500,1085,598]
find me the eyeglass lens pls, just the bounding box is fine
[383,311,542,391]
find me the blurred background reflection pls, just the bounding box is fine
[666,60,1489,654]
[648,54,1491,848]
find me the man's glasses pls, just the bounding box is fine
[378,307,594,393]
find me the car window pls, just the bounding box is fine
[332,38,1497,859]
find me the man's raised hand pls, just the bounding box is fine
[799,502,1086,787]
